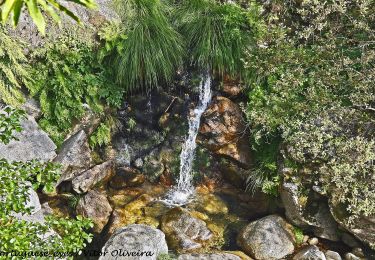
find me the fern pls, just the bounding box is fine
[0,27,31,106]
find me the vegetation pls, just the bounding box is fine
[102,0,184,92]
[0,0,95,34]
[0,27,30,106]
[0,107,93,258]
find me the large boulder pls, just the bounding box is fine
[72,161,114,194]
[198,96,252,168]
[0,116,56,162]
[293,246,326,260]
[54,130,92,185]
[161,207,213,251]
[76,190,112,234]
[99,224,168,260]
[237,215,295,260]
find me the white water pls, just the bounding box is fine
[162,75,212,206]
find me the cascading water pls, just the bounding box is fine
[162,75,212,206]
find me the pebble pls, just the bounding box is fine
[308,237,319,245]
[325,250,342,260]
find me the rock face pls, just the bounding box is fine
[237,215,295,260]
[280,180,340,241]
[54,130,92,185]
[99,224,168,260]
[177,253,243,260]
[76,190,112,234]
[161,207,213,251]
[72,161,114,194]
[0,116,56,162]
[293,246,326,260]
[198,96,252,168]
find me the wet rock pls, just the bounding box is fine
[72,161,114,193]
[99,224,168,260]
[109,166,145,189]
[293,245,326,260]
[237,215,295,260]
[54,130,92,185]
[325,250,342,260]
[280,181,339,241]
[198,96,252,168]
[177,253,244,260]
[221,79,244,98]
[76,190,112,234]
[0,115,56,162]
[161,207,213,251]
[219,159,250,189]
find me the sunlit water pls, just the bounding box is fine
[162,75,212,206]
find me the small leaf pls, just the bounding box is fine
[25,0,46,34]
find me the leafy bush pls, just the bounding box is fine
[29,33,121,145]
[102,0,184,92]
[175,0,262,78]
[0,27,31,106]
[0,106,25,144]
[0,107,93,257]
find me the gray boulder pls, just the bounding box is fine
[54,130,92,185]
[76,190,112,234]
[0,116,56,162]
[293,246,326,260]
[325,251,342,260]
[161,207,213,251]
[237,215,295,260]
[72,161,114,194]
[99,224,168,260]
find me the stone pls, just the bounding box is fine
[0,115,56,162]
[344,253,361,260]
[351,248,364,258]
[237,215,295,260]
[99,224,168,260]
[109,166,145,189]
[25,182,42,214]
[22,98,41,119]
[54,130,92,185]
[198,96,252,168]
[308,237,319,246]
[72,161,114,193]
[281,180,340,241]
[177,253,243,260]
[341,233,361,248]
[325,251,342,260]
[161,207,213,251]
[293,245,326,260]
[76,190,112,234]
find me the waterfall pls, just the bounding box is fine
[163,75,212,206]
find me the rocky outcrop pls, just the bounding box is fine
[237,215,295,260]
[72,161,114,194]
[161,207,213,251]
[0,116,56,162]
[293,245,326,260]
[76,190,112,234]
[109,166,145,189]
[99,224,168,260]
[54,130,92,185]
[198,96,252,168]
[280,180,340,242]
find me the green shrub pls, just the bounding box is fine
[0,27,31,106]
[29,33,121,145]
[0,107,25,144]
[104,0,184,92]
[175,0,262,78]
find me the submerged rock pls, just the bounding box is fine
[161,207,213,251]
[99,224,168,260]
[54,130,92,186]
[293,245,326,260]
[237,215,295,260]
[76,190,112,234]
[0,116,56,162]
[198,96,252,168]
[109,166,145,189]
[72,161,114,193]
